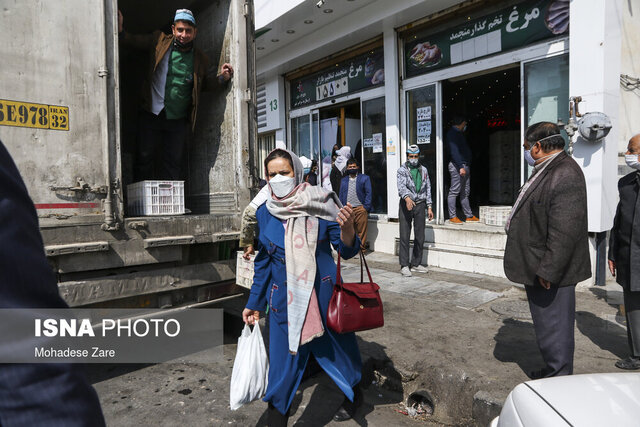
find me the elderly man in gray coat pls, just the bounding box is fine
[609,134,640,370]
[504,122,591,379]
[397,144,434,277]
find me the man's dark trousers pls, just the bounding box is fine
[399,199,425,268]
[136,110,188,181]
[623,290,640,357]
[525,284,576,377]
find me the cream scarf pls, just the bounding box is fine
[266,151,342,354]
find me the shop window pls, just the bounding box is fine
[524,53,569,179]
[361,97,387,214]
[291,115,311,160]
[406,85,437,215]
[257,132,275,180]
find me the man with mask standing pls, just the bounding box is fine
[504,122,591,378]
[119,9,233,181]
[609,134,640,370]
[339,158,372,251]
[397,145,434,277]
[446,116,479,224]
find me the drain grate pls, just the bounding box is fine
[398,390,435,419]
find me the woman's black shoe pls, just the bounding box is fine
[333,385,363,422]
[267,403,289,427]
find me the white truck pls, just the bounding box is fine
[0,0,256,307]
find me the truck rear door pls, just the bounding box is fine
[0,0,119,227]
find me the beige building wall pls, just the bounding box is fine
[619,0,640,152]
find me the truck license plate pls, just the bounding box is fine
[0,99,69,131]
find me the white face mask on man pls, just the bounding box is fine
[524,149,536,166]
[269,173,296,198]
[625,154,640,171]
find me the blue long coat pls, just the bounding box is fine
[245,205,362,415]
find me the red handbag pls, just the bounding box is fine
[326,250,384,334]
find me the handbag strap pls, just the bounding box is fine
[337,249,373,285]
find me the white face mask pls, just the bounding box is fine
[269,173,296,198]
[524,149,536,166]
[408,158,419,167]
[625,154,640,171]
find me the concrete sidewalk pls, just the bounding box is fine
[90,252,628,426]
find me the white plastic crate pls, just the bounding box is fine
[236,250,256,289]
[127,180,185,216]
[480,205,512,227]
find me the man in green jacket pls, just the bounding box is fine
[119,9,233,181]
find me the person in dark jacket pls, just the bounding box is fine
[331,146,351,194]
[339,158,372,250]
[446,116,479,224]
[0,140,106,426]
[119,8,233,180]
[503,122,591,379]
[609,133,640,370]
[305,159,318,186]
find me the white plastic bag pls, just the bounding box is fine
[229,322,269,410]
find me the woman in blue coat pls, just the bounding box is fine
[242,148,363,425]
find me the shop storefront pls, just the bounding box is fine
[398,0,570,222]
[286,42,389,214]
[256,0,625,280]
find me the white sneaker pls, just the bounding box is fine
[412,265,429,273]
[401,266,412,277]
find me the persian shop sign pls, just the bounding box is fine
[404,0,569,77]
[290,47,384,109]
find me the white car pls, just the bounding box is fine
[490,373,640,426]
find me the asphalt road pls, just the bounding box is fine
[86,252,626,426]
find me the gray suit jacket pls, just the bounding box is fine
[608,171,640,291]
[504,152,591,286]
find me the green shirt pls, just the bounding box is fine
[409,165,422,192]
[164,48,194,120]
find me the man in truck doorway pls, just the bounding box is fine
[119,8,233,181]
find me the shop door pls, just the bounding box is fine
[405,83,442,222]
[291,107,339,191]
[522,53,569,182]
[361,97,387,214]
[313,102,361,192]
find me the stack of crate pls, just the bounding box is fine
[479,205,512,227]
[127,180,185,216]
[489,130,519,204]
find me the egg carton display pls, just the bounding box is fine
[480,205,512,227]
[236,251,256,289]
[489,131,520,205]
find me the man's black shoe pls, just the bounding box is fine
[615,356,640,370]
[528,367,552,380]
